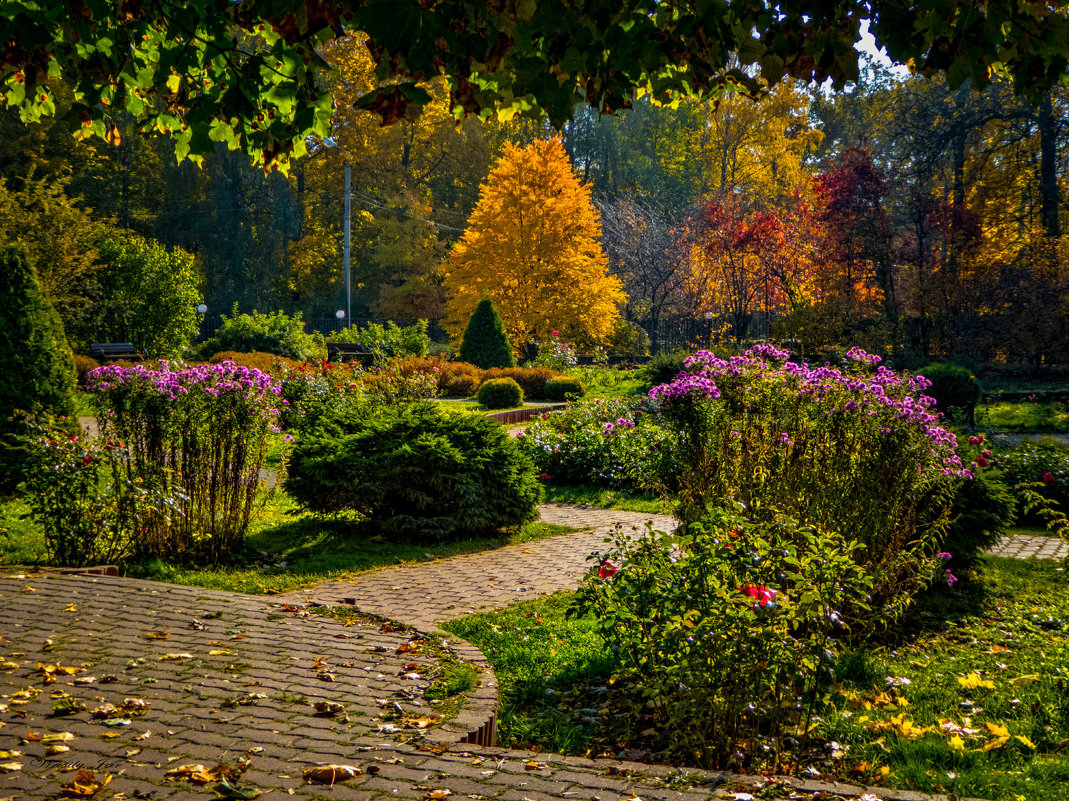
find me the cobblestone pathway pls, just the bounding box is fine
[0,573,958,801]
[276,505,677,629]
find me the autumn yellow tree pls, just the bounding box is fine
[443,138,625,351]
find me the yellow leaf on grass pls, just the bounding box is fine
[1015,735,1036,749]
[948,734,965,753]
[957,673,995,690]
[985,722,1010,739]
[1011,674,1040,686]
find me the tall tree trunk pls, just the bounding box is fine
[1038,92,1060,238]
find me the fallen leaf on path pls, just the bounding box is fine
[159,653,193,661]
[143,631,169,640]
[58,769,110,797]
[302,764,362,784]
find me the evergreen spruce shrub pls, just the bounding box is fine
[916,362,982,424]
[459,298,515,369]
[477,377,524,409]
[544,375,586,401]
[285,402,543,540]
[0,246,77,492]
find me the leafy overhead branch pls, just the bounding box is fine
[1,1,1067,170]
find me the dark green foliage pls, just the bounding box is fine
[477,377,524,409]
[917,362,982,423]
[459,298,515,369]
[607,319,650,358]
[0,246,76,492]
[1002,439,1069,521]
[544,376,586,402]
[199,306,327,362]
[285,402,544,540]
[638,350,687,389]
[943,469,1016,565]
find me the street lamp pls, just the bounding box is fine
[322,138,351,325]
[335,308,346,333]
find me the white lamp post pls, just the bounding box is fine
[322,138,351,325]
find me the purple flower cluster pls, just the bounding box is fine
[649,372,721,403]
[649,343,970,480]
[87,362,283,423]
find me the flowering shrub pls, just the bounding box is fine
[572,506,872,770]
[650,344,966,615]
[21,415,184,566]
[277,360,364,433]
[86,361,281,559]
[518,397,674,490]
[531,331,577,372]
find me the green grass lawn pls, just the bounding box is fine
[0,489,580,594]
[543,484,670,515]
[977,401,1069,433]
[445,556,1069,800]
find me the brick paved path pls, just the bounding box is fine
[0,573,956,801]
[277,505,677,630]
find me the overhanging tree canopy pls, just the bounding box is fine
[2,1,1067,169]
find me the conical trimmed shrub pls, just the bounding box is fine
[0,246,76,491]
[458,297,515,369]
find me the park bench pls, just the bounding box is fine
[326,342,376,367]
[90,343,144,362]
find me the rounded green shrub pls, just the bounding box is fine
[477,377,524,409]
[199,306,327,362]
[0,246,77,492]
[482,367,558,398]
[459,298,515,369]
[638,350,687,389]
[285,402,544,540]
[544,375,586,401]
[916,362,981,423]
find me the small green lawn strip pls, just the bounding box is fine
[543,484,670,515]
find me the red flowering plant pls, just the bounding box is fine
[19,414,184,566]
[571,506,871,771]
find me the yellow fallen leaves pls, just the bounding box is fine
[59,769,109,798]
[158,653,193,661]
[868,713,1035,754]
[165,763,242,785]
[957,672,996,690]
[302,764,362,784]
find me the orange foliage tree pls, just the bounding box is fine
[443,137,625,351]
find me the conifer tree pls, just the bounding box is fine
[0,246,77,491]
[459,298,515,369]
[444,137,625,350]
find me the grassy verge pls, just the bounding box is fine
[544,484,672,515]
[445,556,1069,800]
[0,489,580,594]
[977,401,1069,433]
[569,367,645,399]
